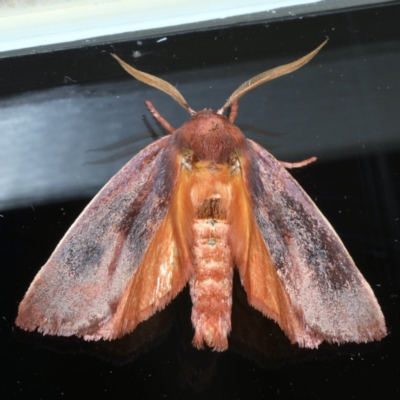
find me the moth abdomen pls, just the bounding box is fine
[190,215,233,351]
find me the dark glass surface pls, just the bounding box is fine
[1,3,399,399]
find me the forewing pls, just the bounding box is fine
[241,140,386,348]
[16,136,188,340]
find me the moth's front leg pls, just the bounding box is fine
[280,156,317,169]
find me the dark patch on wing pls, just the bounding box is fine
[57,239,105,277]
[245,141,357,291]
[17,136,179,337]
[243,139,386,345]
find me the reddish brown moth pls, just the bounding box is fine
[16,40,386,351]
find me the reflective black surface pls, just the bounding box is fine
[1,3,399,399]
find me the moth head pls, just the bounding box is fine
[111,38,327,118]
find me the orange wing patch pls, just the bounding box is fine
[229,167,313,347]
[86,169,194,341]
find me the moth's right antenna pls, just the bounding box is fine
[217,39,328,115]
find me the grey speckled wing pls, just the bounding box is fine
[16,135,178,338]
[244,139,386,348]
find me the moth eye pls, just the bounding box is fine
[181,156,192,171]
[181,151,199,170]
[228,156,241,174]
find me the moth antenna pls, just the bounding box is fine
[217,38,328,115]
[228,101,239,123]
[145,100,176,134]
[111,54,196,115]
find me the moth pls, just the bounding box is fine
[16,40,386,351]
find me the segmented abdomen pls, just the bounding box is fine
[189,215,232,351]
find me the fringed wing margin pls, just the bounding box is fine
[16,136,190,340]
[238,140,386,348]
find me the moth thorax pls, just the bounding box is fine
[189,197,233,351]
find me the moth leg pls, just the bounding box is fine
[145,100,176,134]
[280,156,317,169]
[228,101,239,123]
